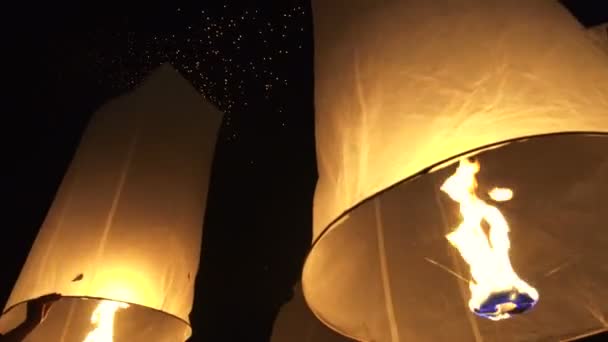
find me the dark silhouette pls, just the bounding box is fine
[0,293,61,342]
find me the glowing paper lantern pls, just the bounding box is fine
[0,63,222,341]
[303,1,608,341]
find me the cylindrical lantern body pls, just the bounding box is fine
[0,64,222,341]
[304,0,608,341]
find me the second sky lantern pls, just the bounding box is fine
[0,64,222,341]
[303,0,608,341]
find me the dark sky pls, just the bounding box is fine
[5,2,315,341]
[2,1,607,341]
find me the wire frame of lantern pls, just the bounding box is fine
[303,1,608,341]
[0,64,222,342]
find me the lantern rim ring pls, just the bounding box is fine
[1,294,191,329]
[302,130,608,340]
[308,130,608,250]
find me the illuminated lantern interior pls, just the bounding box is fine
[440,158,538,320]
[83,300,129,342]
[0,63,222,341]
[303,0,608,341]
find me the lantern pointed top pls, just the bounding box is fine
[125,62,221,117]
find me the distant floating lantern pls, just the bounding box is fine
[271,282,353,342]
[587,23,608,54]
[0,64,222,341]
[303,1,608,341]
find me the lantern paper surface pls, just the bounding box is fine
[304,0,608,341]
[0,63,222,341]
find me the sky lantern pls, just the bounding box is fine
[303,1,608,341]
[0,63,222,341]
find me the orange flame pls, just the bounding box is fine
[83,300,129,342]
[440,158,538,320]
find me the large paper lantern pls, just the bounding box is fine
[0,64,222,341]
[303,1,608,341]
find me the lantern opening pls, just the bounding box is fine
[83,300,130,342]
[440,158,539,320]
[303,134,608,341]
[0,296,192,341]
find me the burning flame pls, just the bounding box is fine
[83,300,129,342]
[488,187,513,202]
[440,158,538,320]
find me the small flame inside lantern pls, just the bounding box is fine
[440,158,539,320]
[488,187,513,202]
[83,300,129,342]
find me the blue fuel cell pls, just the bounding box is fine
[473,289,538,320]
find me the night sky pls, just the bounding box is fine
[3,1,607,341]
